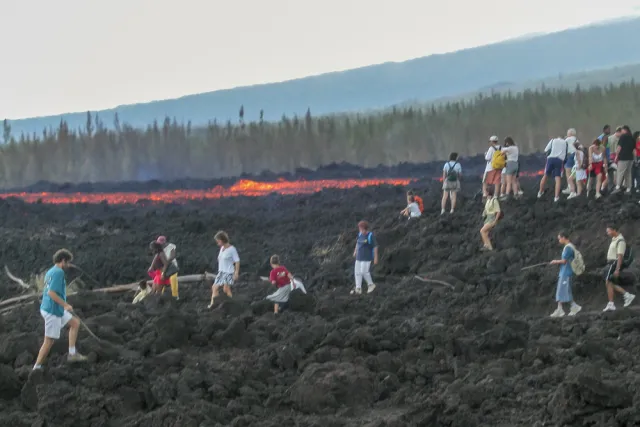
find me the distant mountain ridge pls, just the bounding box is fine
[5,17,640,137]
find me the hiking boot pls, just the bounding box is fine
[550,308,565,318]
[350,288,362,295]
[603,302,616,312]
[624,293,635,307]
[569,304,582,316]
[67,353,88,363]
[567,192,577,199]
[367,284,376,294]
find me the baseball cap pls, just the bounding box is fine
[156,236,167,244]
[616,126,623,132]
[489,135,499,142]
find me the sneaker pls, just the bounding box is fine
[367,284,376,294]
[562,188,571,195]
[624,293,635,307]
[595,193,602,199]
[350,288,362,295]
[569,304,582,316]
[567,192,577,199]
[67,353,88,363]
[440,209,445,215]
[603,302,616,312]
[550,308,565,318]
[554,197,560,203]
[517,190,524,196]
[537,191,543,199]
[450,209,454,214]
[499,195,508,201]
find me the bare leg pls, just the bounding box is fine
[554,176,562,199]
[539,175,548,194]
[596,174,603,196]
[450,192,457,211]
[35,337,54,367]
[274,303,279,314]
[441,192,448,212]
[209,284,219,307]
[68,317,79,350]
[576,178,583,195]
[480,224,494,249]
[223,284,233,298]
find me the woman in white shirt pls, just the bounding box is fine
[442,152,461,214]
[401,195,422,219]
[501,137,520,199]
[573,142,587,197]
[209,231,240,308]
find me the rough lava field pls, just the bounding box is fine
[2,154,640,426]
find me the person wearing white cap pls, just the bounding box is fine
[483,136,502,200]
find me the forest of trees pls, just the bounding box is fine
[1,81,640,188]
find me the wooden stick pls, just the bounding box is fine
[413,276,455,290]
[521,263,548,271]
[4,265,32,290]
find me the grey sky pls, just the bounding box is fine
[1,0,639,119]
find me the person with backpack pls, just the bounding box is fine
[549,231,582,317]
[603,225,635,311]
[441,152,461,214]
[500,137,520,200]
[538,136,568,202]
[480,186,501,251]
[351,221,378,295]
[483,136,502,200]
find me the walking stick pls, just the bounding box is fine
[520,262,548,271]
[413,276,455,290]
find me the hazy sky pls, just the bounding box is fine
[1,0,639,119]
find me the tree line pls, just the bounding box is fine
[1,80,640,188]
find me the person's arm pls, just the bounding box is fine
[551,246,571,265]
[47,290,70,310]
[148,254,158,273]
[373,247,379,265]
[232,249,240,280]
[544,140,552,154]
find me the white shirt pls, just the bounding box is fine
[443,161,462,175]
[544,138,568,160]
[218,245,240,274]
[163,243,178,268]
[407,202,421,218]
[484,145,498,172]
[502,146,519,162]
[565,136,577,154]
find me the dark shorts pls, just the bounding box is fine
[565,154,575,168]
[604,262,626,284]
[545,157,564,178]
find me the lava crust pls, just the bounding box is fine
[1,159,640,427]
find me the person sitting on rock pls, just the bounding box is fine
[148,241,171,294]
[266,255,295,314]
[34,249,88,370]
[400,195,422,219]
[602,225,635,312]
[406,190,423,214]
[351,220,378,295]
[480,186,500,251]
[209,231,240,308]
[549,231,582,317]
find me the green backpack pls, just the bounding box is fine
[446,161,460,182]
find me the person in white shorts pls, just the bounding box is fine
[34,249,87,370]
[351,221,378,295]
[209,230,240,308]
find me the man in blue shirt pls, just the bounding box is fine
[549,232,582,318]
[351,220,379,295]
[34,249,87,370]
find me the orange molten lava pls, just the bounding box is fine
[0,178,414,205]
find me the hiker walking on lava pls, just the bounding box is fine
[500,137,520,200]
[562,129,578,199]
[148,241,171,294]
[351,220,378,295]
[441,152,461,214]
[613,125,636,194]
[265,255,295,314]
[209,231,240,308]
[401,195,422,219]
[538,135,567,202]
[483,136,502,200]
[573,142,587,197]
[33,249,88,370]
[602,225,635,312]
[549,232,582,317]
[587,138,608,199]
[480,186,501,251]
[156,236,179,300]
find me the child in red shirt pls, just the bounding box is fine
[266,255,294,314]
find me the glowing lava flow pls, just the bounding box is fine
[0,178,414,205]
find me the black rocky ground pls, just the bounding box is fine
[2,155,640,426]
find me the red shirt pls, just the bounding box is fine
[269,266,291,288]
[635,140,640,158]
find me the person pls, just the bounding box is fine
[602,225,635,312]
[148,241,171,294]
[156,236,179,300]
[265,255,295,314]
[501,137,520,200]
[401,195,422,219]
[351,220,378,295]
[587,138,608,199]
[613,125,635,194]
[598,124,611,159]
[483,136,502,200]
[33,249,87,370]
[480,186,500,251]
[573,142,587,197]
[538,136,567,202]
[209,231,240,308]
[633,131,640,192]
[441,152,461,214]
[549,232,582,317]
[406,190,424,214]
[132,280,151,304]
[562,129,578,198]
[606,126,623,189]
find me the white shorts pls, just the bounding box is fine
[41,309,73,339]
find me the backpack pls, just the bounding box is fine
[578,148,589,170]
[446,161,460,182]
[566,243,585,276]
[491,146,506,170]
[617,239,634,269]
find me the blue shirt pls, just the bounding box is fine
[559,245,575,277]
[40,266,66,317]
[356,232,377,261]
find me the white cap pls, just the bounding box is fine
[489,135,499,142]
